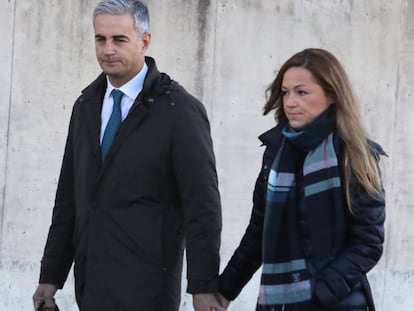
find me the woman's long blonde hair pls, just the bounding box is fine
[264,48,383,208]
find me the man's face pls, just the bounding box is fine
[94,13,150,87]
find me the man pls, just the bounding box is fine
[32,1,223,310]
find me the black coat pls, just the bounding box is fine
[219,123,385,310]
[39,57,222,311]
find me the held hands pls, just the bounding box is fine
[32,284,58,311]
[193,293,229,311]
[34,285,230,311]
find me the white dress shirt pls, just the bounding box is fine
[100,63,148,143]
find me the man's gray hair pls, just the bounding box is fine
[93,0,150,36]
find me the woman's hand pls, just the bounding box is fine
[216,292,230,309]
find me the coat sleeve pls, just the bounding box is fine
[38,105,77,288]
[171,92,222,293]
[314,157,386,306]
[218,161,267,300]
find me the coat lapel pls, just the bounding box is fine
[81,73,106,159]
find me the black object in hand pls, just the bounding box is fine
[37,301,60,311]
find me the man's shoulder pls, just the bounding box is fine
[81,73,106,97]
[162,78,204,112]
[67,74,106,117]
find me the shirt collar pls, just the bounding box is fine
[105,62,149,100]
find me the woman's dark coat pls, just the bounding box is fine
[39,57,222,311]
[219,123,385,310]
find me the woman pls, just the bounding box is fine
[217,49,386,311]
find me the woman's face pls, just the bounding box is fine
[282,67,332,130]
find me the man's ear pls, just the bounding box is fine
[141,32,151,53]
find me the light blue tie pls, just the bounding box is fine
[101,89,124,161]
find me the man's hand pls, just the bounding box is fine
[193,293,226,311]
[32,283,58,311]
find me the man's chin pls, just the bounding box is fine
[102,69,122,79]
[100,63,121,74]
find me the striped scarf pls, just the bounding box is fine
[258,108,340,310]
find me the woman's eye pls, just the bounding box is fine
[298,90,307,96]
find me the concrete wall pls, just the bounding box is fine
[0,0,412,310]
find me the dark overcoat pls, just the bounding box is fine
[39,57,222,311]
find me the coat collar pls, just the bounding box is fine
[259,121,387,160]
[258,121,286,149]
[80,56,163,104]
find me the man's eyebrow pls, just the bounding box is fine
[94,34,129,40]
[113,35,129,40]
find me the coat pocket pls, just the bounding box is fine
[334,282,367,309]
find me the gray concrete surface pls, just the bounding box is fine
[0,0,412,310]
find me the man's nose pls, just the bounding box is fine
[103,42,115,55]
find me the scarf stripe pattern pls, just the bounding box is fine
[258,132,340,309]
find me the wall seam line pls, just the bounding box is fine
[209,0,218,123]
[380,0,404,308]
[1,0,17,251]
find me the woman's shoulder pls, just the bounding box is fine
[258,121,287,147]
[333,134,387,158]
